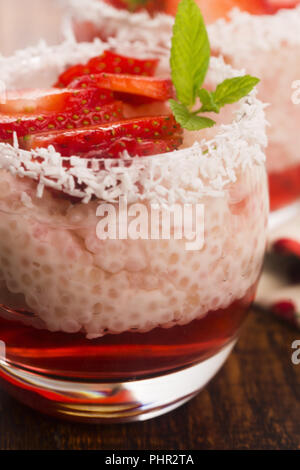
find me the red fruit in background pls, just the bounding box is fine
[55,51,159,88]
[104,0,167,15]
[24,115,182,156]
[273,238,300,258]
[0,88,114,115]
[54,65,90,89]
[87,51,159,77]
[105,135,182,157]
[165,0,269,21]
[271,300,299,328]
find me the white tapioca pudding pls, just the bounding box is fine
[0,2,268,421]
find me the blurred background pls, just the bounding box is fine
[0,0,63,56]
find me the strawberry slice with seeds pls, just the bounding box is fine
[0,101,124,141]
[67,75,101,90]
[95,136,183,158]
[0,88,115,115]
[34,135,182,159]
[69,73,174,102]
[24,115,182,154]
[87,51,159,77]
[54,51,159,88]
[68,76,162,106]
[69,136,183,159]
[54,65,91,89]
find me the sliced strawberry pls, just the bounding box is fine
[0,102,124,141]
[54,136,183,159]
[69,136,183,158]
[24,115,182,155]
[67,75,100,90]
[98,136,183,158]
[0,87,115,115]
[87,51,159,77]
[37,135,182,159]
[54,51,159,88]
[54,65,90,89]
[69,73,174,102]
[68,75,164,105]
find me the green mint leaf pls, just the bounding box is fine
[169,99,215,131]
[169,2,259,133]
[198,88,220,113]
[170,0,210,107]
[213,75,260,107]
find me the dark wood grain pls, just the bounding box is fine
[0,310,299,450]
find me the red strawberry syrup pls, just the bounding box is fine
[0,283,256,382]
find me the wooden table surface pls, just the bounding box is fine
[0,0,299,451]
[0,310,299,450]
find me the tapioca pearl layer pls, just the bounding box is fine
[0,163,268,338]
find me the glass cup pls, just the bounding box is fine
[0,39,269,422]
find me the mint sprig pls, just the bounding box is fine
[198,88,220,113]
[170,0,210,107]
[170,0,260,131]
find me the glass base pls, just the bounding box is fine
[0,340,236,423]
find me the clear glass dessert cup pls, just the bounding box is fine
[67,0,300,214]
[0,39,269,422]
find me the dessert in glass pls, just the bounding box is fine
[66,0,300,212]
[0,3,268,422]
